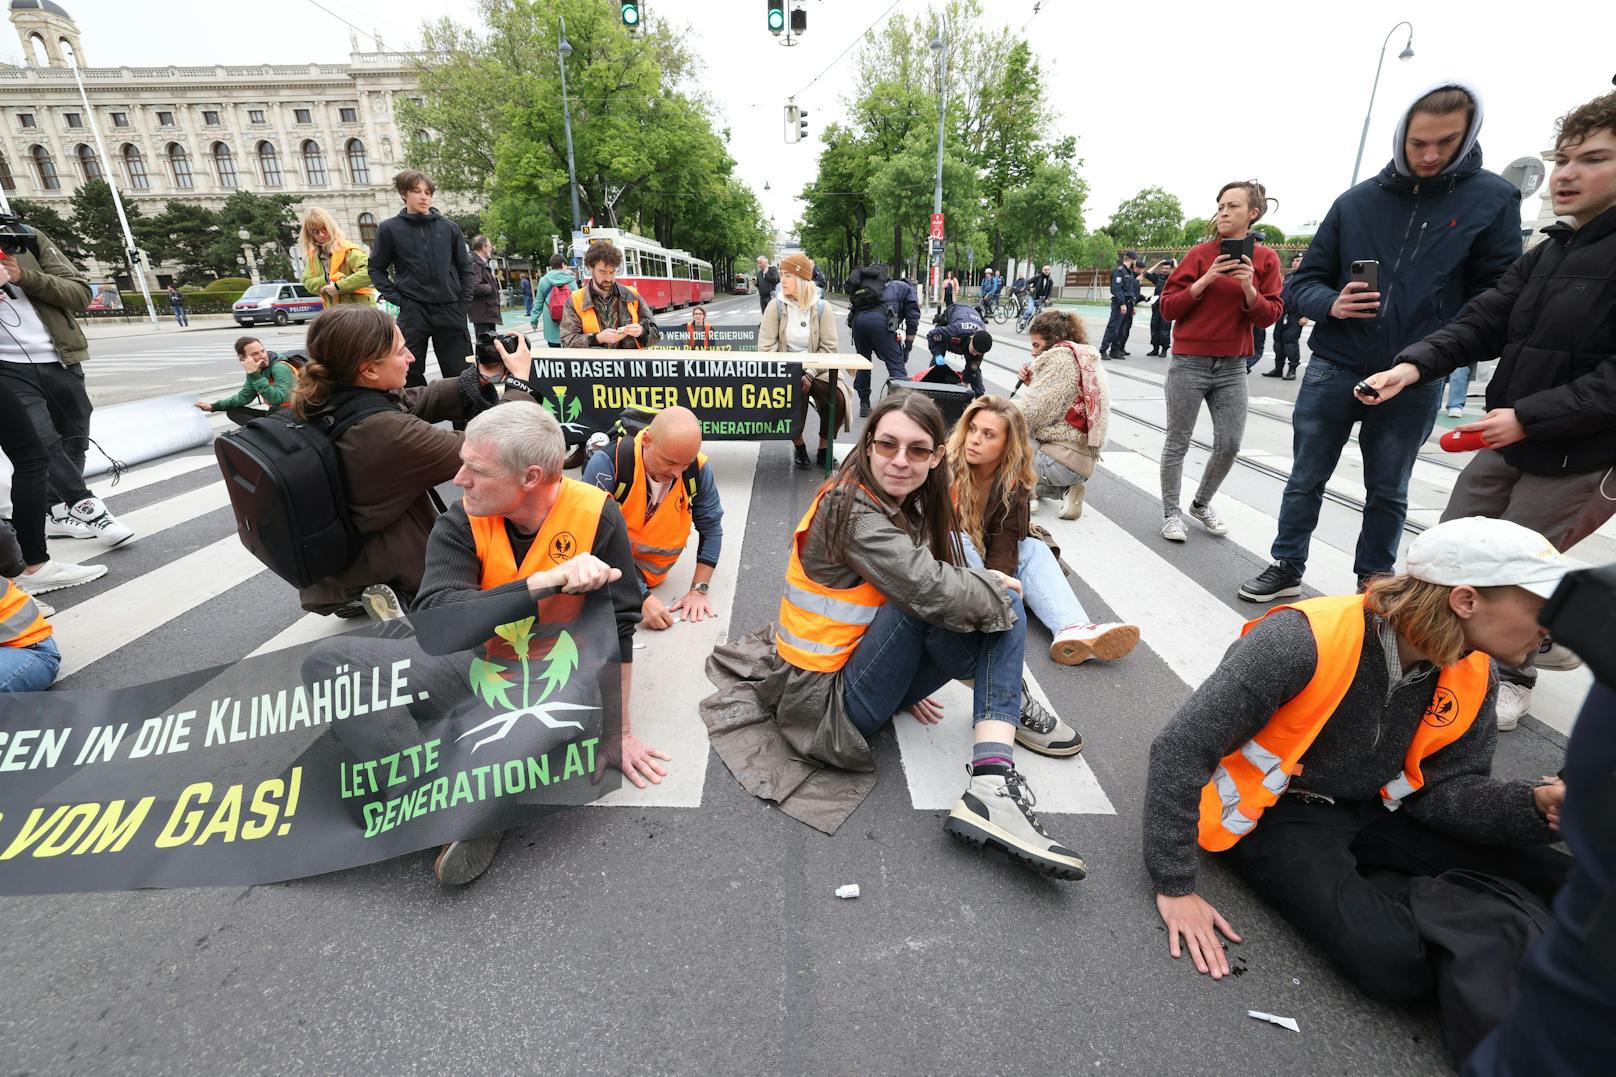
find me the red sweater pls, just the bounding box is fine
[1159,240,1284,358]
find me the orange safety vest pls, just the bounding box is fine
[311,241,378,304]
[615,430,704,589]
[0,578,51,649]
[774,485,887,673]
[686,322,711,349]
[572,286,643,348]
[1196,594,1491,851]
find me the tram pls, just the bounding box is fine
[571,228,715,312]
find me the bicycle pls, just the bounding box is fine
[1016,295,1041,334]
[993,291,1022,325]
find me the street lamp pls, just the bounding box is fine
[238,228,260,284]
[929,15,947,306]
[1351,21,1415,186]
[1048,221,1058,267]
[558,17,583,245]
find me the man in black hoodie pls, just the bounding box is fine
[1357,91,1616,729]
[369,170,478,387]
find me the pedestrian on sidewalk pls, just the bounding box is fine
[536,255,575,349]
[1100,251,1141,359]
[520,272,534,322]
[468,235,502,339]
[1355,90,1616,730]
[1156,179,1283,544]
[368,169,477,387]
[700,392,1088,878]
[1241,82,1523,604]
[1261,253,1306,379]
[166,284,188,327]
[760,252,844,470]
[0,224,134,547]
[947,393,1138,675]
[1144,258,1174,357]
[195,335,297,426]
[1014,308,1108,520]
[942,270,958,310]
[0,376,106,602]
[755,255,780,315]
[300,207,376,310]
[1443,362,1477,418]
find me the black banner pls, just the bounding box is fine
[0,592,622,895]
[527,351,805,440]
[651,321,760,352]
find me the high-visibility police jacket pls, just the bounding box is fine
[774,485,886,673]
[0,578,51,649]
[571,286,643,348]
[614,430,703,589]
[1197,593,1490,851]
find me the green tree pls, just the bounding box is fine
[1181,217,1210,246]
[210,192,303,280]
[999,160,1089,267]
[1105,186,1184,249]
[68,180,143,267]
[139,202,229,284]
[11,199,87,262]
[1253,223,1286,245]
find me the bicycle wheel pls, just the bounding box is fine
[1016,305,1033,333]
[993,299,1012,325]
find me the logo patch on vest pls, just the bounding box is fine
[548,531,579,564]
[1424,686,1460,727]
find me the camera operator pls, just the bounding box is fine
[0,218,133,547]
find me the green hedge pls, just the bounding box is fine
[102,290,248,315]
[204,277,253,293]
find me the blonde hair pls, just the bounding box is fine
[1364,576,1511,669]
[300,207,349,260]
[784,277,820,311]
[945,396,1037,556]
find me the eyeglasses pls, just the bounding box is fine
[870,437,937,464]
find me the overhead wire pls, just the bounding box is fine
[792,0,907,98]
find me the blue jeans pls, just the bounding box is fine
[0,636,60,693]
[963,537,1089,634]
[841,591,1026,738]
[1445,365,1472,411]
[1271,357,1442,577]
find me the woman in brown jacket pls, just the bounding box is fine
[290,305,536,616]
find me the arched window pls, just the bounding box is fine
[31,145,59,191]
[213,142,238,188]
[345,138,369,184]
[76,144,102,182]
[0,151,14,192]
[302,139,327,186]
[122,144,149,190]
[257,140,281,187]
[27,34,47,66]
[357,212,377,244]
[167,143,193,189]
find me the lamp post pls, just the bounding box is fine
[1351,21,1415,186]
[238,228,260,284]
[558,17,583,249]
[929,15,947,307]
[1048,221,1058,269]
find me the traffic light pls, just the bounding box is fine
[784,103,799,144]
[620,2,640,29]
[767,0,785,35]
[790,6,807,33]
[797,107,809,142]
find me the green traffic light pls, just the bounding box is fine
[621,3,640,27]
[768,12,784,31]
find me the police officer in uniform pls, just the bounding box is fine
[845,264,922,416]
[1100,249,1142,360]
[1145,258,1175,357]
[926,302,994,397]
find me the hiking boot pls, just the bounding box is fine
[17,559,108,594]
[815,448,838,470]
[1188,501,1229,536]
[1016,680,1084,756]
[1537,639,1583,672]
[59,498,134,546]
[361,584,406,622]
[1239,562,1303,603]
[1160,514,1187,543]
[1495,683,1530,731]
[1059,483,1085,520]
[1051,622,1140,665]
[946,768,1086,879]
[792,444,811,469]
[433,831,505,885]
[859,399,872,418]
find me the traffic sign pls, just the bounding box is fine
[929,238,945,255]
[929,213,945,240]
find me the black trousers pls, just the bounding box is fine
[850,308,905,402]
[1099,299,1133,352]
[396,301,472,386]
[0,359,94,508]
[1274,320,1304,372]
[1150,303,1171,350]
[1222,795,1569,1005]
[0,374,49,566]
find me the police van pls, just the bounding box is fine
[232,281,325,327]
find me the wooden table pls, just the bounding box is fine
[799,355,873,475]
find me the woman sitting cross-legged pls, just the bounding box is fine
[700,392,1087,878]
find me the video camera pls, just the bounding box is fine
[0,213,41,260]
[1541,564,1616,689]
[474,331,522,369]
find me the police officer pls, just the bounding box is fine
[1145,258,1175,357]
[1263,253,1307,379]
[845,264,922,417]
[926,302,993,396]
[1100,249,1142,360]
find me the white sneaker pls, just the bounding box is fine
[1446,407,1464,418]
[45,504,93,540]
[1059,483,1085,520]
[35,597,55,617]
[1189,501,1230,536]
[1537,640,1583,672]
[16,559,107,594]
[1495,682,1531,731]
[67,497,134,547]
[1160,515,1187,542]
[1050,622,1141,665]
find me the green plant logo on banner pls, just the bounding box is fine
[460,619,593,752]
[539,385,583,425]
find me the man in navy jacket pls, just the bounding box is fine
[1240,82,1522,604]
[1100,250,1142,359]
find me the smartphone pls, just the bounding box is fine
[1354,379,1381,400]
[1349,259,1380,292]
[1219,236,1255,262]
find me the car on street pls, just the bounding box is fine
[232,281,324,327]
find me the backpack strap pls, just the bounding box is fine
[609,436,637,505]
[683,459,701,502]
[321,391,399,441]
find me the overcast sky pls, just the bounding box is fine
[21,0,1616,246]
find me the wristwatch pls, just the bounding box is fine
[691,582,710,595]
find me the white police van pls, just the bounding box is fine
[232,281,324,327]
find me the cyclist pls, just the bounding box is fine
[1029,264,1055,320]
[979,268,1002,318]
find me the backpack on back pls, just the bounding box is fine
[845,266,889,312]
[213,394,397,589]
[547,278,573,323]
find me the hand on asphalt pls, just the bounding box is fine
[1157,892,1243,979]
[615,733,671,788]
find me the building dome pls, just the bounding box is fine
[10,1,73,17]
[9,0,81,67]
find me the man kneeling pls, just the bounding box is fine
[1144,517,1571,1047]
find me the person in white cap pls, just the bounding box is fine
[1142,516,1571,1043]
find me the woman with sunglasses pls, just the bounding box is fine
[946,395,1139,683]
[702,392,1086,879]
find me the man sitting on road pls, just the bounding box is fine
[925,302,994,397]
[195,336,297,426]
[1145,517,1571,1054]
[560,241,660,350]
[582,406,724,633]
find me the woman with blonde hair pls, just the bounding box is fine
[301,207,377,308]
[947,394,1139,677]
[758,252,849,469]
[1014,307,1110,520]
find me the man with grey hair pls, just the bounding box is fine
[755,254,780,314]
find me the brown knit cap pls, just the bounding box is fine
[778,252,815,281]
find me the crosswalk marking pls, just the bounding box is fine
[53,482,232,566]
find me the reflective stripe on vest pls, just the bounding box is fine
[0,578,50,649]
[617,430,702,588]
[1196,593,1490,851]
[572,286,642,347]
[774,486,886,673]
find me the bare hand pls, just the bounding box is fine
[908,697,945,725]
[640,593,675,631]
[987,569,1023,596]
[535,553,621,595]
[621,323,645,338]
[614,732,671,789]
[194,400,213,412]
[320,283,338,300]
[1459,408,1527,449]
[1354,362,1420,405]
[1017,364,1033,386]
[1330,280,1381,320]
[0,254,20,285]
[1157,892,1243,979]
[1231,256,1257,299]
[1534,776,1565,834]
[670,589,713,623]
[493,333,534,382]
[596,327,625,345]
[1197,255,1239,290]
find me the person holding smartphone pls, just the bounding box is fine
[1155,180,1284,544]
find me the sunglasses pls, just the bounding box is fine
[870,437,937,464]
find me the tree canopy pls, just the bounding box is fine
[1104,186,1185,250]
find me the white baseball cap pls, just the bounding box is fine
[1404,517,1574,599]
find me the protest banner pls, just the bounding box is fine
[0,591,622,895]
[651,319,760,353]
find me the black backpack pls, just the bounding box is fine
[606,435,700,509]
[846,265,889,312]
[214,393,398,589]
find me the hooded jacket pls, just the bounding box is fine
[1287,82,1523,374]
[367,207,477,312]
